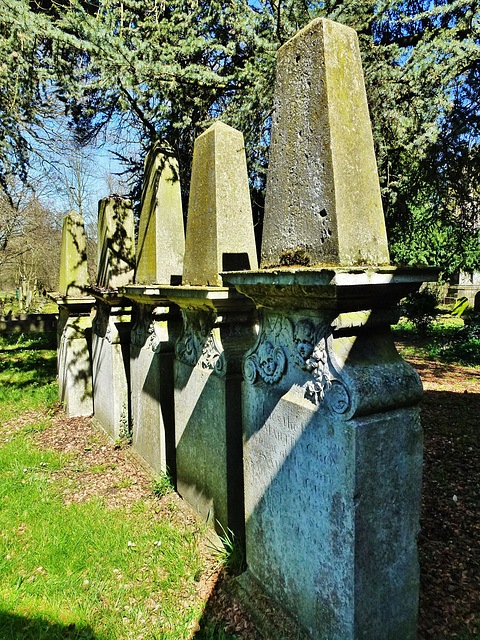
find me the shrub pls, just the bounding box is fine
[402,287,438,332]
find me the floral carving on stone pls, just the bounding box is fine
[131,308,160,352]
[92,304,110,340]
[291,318,350,413]
[244,313,350,414]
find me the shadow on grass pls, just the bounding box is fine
[0,610,100,640]
[0,332,57,351]
[0,355,57,391]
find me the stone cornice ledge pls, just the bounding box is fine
[49,293,96,309]
[222,266,438,311]
[120,284,253,313]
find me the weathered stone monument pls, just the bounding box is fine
[53,211,94,417]
[182,121,258,285]
[135,145,185,285]
[261,18,389,269]
[164,121,258,535]
[225,18,436,640]
[91,196,135,440]
[122,146,185,474]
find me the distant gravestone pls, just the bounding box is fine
[182,121,258,287]
[58,211,89,297]
[92,196,135,440]
[125,145,186,474]
[261,17,390,268]
[136,145,185,285]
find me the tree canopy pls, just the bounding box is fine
[1,0,480,275]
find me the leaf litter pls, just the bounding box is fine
[5,352,480,639]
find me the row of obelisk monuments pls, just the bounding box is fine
[53,19,435,640]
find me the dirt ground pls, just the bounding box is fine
[27,353,480,639]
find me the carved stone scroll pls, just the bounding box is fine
[176,308,225,375]
[244,313,350,414]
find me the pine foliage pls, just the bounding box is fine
[1,0,480,273]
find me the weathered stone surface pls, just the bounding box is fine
[224,269,429,640]
[261,18,390,268]
[91,301,131,440]
[136,146,185,285]
[91,195,134,438]
[182,121,258,287]
[59,211,89,296]
[56,302,93,417]
[129,302,181,474]
[154,286,257,536]
[97,196,135,289]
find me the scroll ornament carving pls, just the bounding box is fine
[131,312,160,352]
[245,316,350,414]
[292,318,350,413]
[176,310,225,375]
[92,304,112,343]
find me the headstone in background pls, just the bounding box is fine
[136,145,185,285]
[91,196,135,440]
[125,146,185,475]
[59,211,89,297]
[96,196,135,290]
[54,211,94,417]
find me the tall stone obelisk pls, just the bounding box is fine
[224,18,436,640]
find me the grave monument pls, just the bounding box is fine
[53,211,94,417]
[122,146,185,474]
[171,121,257,535]
[126,121,258,535]
[224,18,436,640]
[91,196,135,440]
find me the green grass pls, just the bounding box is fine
[393,315,480,366]
[0,334,233,640]
[0,333,58,422]
[0,437,205,639]
[152,472,174,499]
[0,294,58,315]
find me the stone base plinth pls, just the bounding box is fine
[148,285,256,536]
[54,296,94,418]
[223,267,436,640]
[91,294,132,440]
[122,286,183,476]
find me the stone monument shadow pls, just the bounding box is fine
[129,307,180,480]
[174,346,246,538]
[0,611,100,640]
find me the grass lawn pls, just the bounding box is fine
[0,334,236,640]
[0,324,479,640]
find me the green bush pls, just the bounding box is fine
[401,287,438,332]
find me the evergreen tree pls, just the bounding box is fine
[1,0,479,273]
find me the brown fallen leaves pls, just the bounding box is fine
[19,353,480,639]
